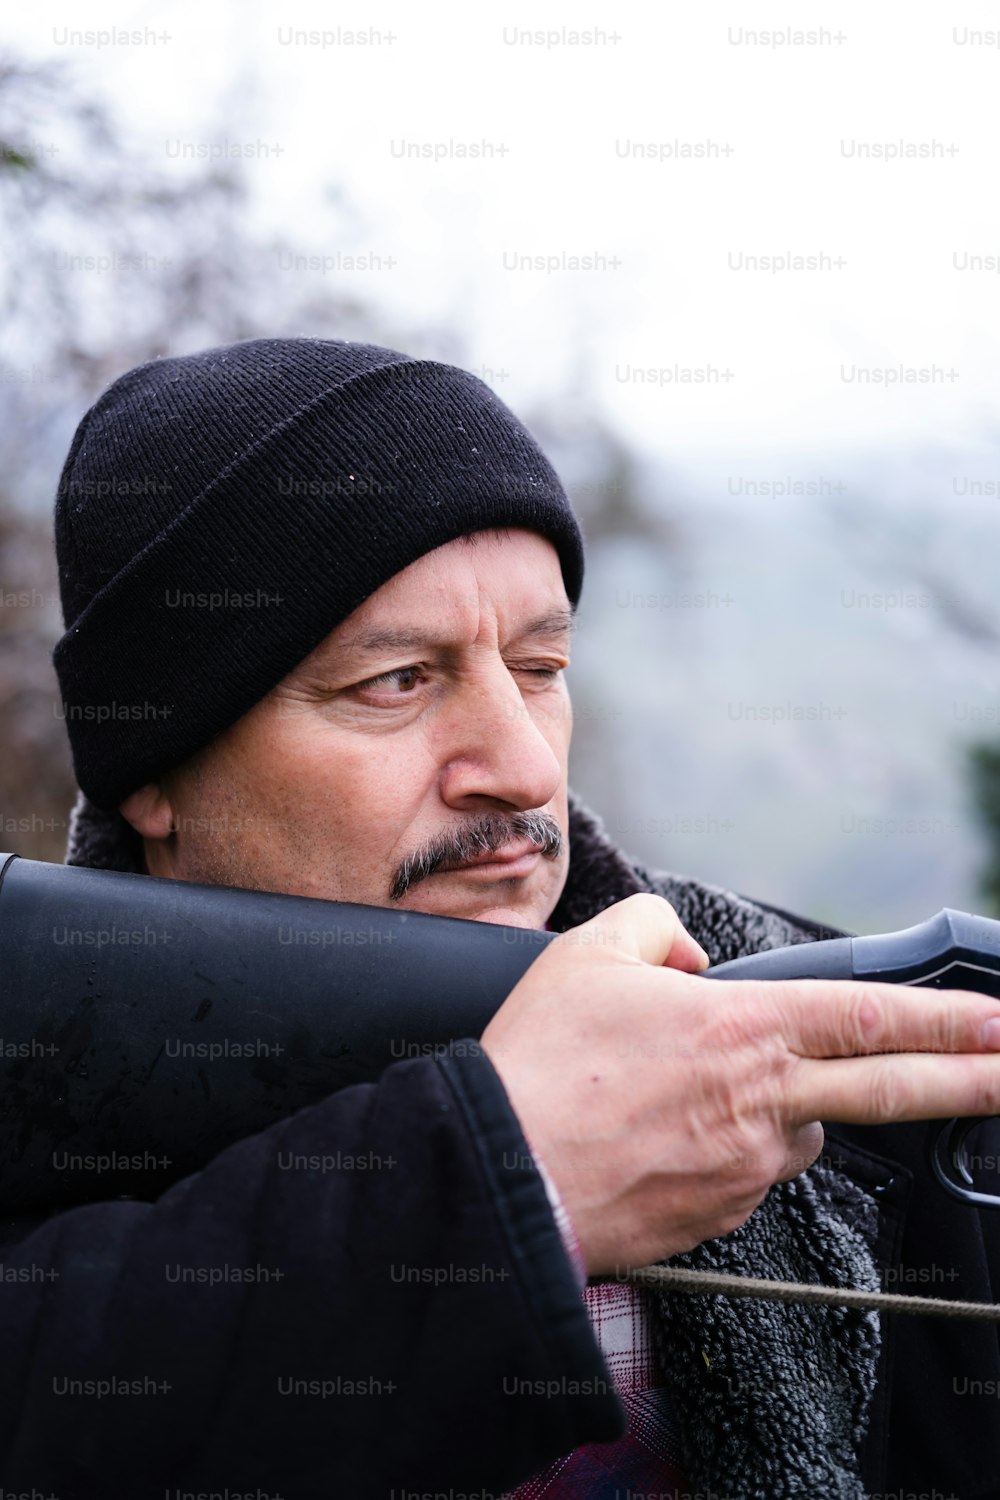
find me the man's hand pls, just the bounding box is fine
[478,893,1000,1276]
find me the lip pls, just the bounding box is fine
[436,842,542,878]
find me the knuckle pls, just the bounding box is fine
[635,892,677,915]
[712,992,773,1051]
[625,891,679,924]
[844,985,885,1051]
[867,1058,913,1121]
[970,1066,1000,1116]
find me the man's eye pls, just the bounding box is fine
[519,660,570,680]
[358,662,567,695]
[362,666,424,693]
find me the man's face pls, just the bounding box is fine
[123,527,575,928]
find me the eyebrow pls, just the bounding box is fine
[339,607,578,661]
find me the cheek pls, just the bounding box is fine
[263,715,434,831]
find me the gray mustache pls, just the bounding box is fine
[391,810,562,900]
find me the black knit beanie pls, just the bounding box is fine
[52,338,586,813]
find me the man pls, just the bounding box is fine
[8,337,1000,1498]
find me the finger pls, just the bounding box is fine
[774,1121,825,1182]
[562,892,708,970]
[722,1123,826,1185]
[788,1051,1000,1127]
[715,978,1000,1060]
[661,926,712,974]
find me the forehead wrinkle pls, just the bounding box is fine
[332,606,576,664]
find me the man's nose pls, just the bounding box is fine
[436,658,567,810]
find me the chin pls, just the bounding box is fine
[466,907,540,928]
[403,893,543,929]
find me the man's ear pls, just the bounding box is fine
[118,782,176,840]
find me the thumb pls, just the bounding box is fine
[562,892,710,972]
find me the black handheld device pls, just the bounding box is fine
[2,852,998,1212]
[704,909,1000,1207]
[0,852,554,1212]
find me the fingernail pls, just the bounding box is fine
[982,1017,1000,1049]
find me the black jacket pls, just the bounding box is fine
[0,788,997,1499]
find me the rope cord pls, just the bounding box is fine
[589,1263,1000,1321]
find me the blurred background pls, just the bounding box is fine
[3,0,1000,932]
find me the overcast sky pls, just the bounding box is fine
[9,0,1000,471]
